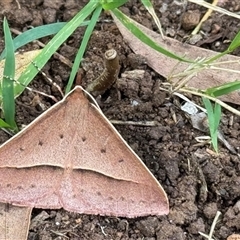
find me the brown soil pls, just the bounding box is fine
[0,0,240,239]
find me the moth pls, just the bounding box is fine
[0,86,169,218]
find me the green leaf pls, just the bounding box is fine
[206,30,240,63]
[202,97,221,153]
[102,0,128,10]
[66,5,102,93]
[0,118,11,128]
[202,98,214,128]
[214,103,221,132]
[205,80,240,97]
[228,30,240,52]
[0,21,90,60]
[2,18,18,131]
[12,0,99,100]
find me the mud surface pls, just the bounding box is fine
[0,0,240,239]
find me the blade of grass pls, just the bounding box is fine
[205,29,240,64]
[227,30,240,52]
[13,0,99,99]
[101,0,128,9]
[0,21,90,60]
[65,5,102,93]
[214,103,221,132]
[0,50,42,105]
[0,119,11,128]
[111,8,192,63]
[2,18,18,131]
[141,0,164,38]
[205,80,240,97]
[202,97,221,153]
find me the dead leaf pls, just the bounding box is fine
[112,14,240,105]
[0,86,169,218]
[0,203,32,240]
[0,50,41,80]
[227,234,240,240]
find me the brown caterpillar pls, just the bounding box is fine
[86,49,119,96]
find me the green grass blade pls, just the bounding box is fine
[101,0,128,10]
[202,97,220,153]
[202,98,214,127]
[0,118,11,128]
[65,5,102,94]
[141,0,164,37]
[2,18,18,131]
[204,31,240,64]
[0,21,90,60]
[214,103,221,132]
[202,98,216,150]
[205,80,240,97]
[204,49,230,64]
[111,8,192,63]
[228,30,240,52]
[0,50,42,105]
[212,102,221,153]
[14,0,99,99]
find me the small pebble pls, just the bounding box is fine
[181,10,201,31]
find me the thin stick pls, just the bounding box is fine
[3,75,58,102]
[49,230,69,239]
[188,0,240,20]
[191,0,219,35]
[14,0,21,9]
[110,120,157,126]
[199,211,221,240]
[179,87,240,116]
[31,61,64,98]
